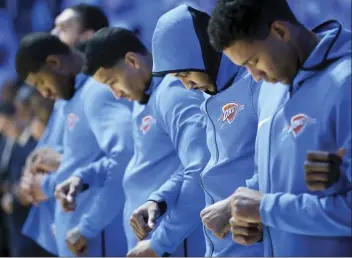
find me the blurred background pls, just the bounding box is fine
[0,0,350,257]
[0,0,351,94]
[0,0,351,92]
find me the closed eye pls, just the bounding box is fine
[250,58,259,66]
[175,72,189,78]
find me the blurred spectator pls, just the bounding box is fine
[0,8,18,93]
[287,0,351,29]
[163,0,216,14]
[0,122,8,255]
[28,92,54,141]
[0,102,20,141]
[0,78,21,103]
[60,0,100,10]
[0,102,17,191]
[10,0,57,39]
[31,0,53,32]
[0,102,19,216]
[0,87,54,257]
[13,86,36,132]
[101,0,170,49]
[102,0,136,30]
[4,0,351,56]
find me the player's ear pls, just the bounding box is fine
[124,52,140,69]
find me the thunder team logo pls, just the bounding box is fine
[218,102,245,125]
[284,113,316,137]
[67,113,80,130]
[139,115,156,134]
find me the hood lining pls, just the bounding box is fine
[188,6,222,88]
[301,20,343,71]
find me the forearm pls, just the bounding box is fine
[260,189,352,236]
[148,168,184,209]
[150,171,205,256]
[72,157,114,188]
[77,161,125,238]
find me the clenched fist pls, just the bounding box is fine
[229,216,263,246]
[305,148,345,191]
[201,197,231,239]
[31,147,61,174]
[55,176,84,212]
[130,201,161,241]
[126,240,158,257]
[66,227,87,256]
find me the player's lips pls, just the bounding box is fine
[49,94,59,100]
[265,78,278,84]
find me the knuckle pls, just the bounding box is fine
[236,187,245,193]
[232,201,241,214]
[305,177,313,183]
[149,208,157,214]
[304,161,312,170]
[243,239,251,245]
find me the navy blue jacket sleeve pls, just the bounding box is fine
[149,80,210,255]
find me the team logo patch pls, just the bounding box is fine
[139,115,155,134]
[284,113,316,137]
[218,102,245,125]
[67,113,80,130]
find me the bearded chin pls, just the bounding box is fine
[138,75,153,105]
[205,89,216,95]
[60,75,76,100]
[138,94,150,105]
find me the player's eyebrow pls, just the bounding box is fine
[175,72,189,77]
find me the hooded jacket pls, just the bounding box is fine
[248,21,352,256]
[151,4,263,256]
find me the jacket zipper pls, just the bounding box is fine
[199,97,220,256]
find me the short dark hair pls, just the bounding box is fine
[208,0,299,51]
[69,4,109,32]
[15,32,70,81]
[83,27,148,75]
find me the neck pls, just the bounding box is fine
[71,50,85,75]
[142,52,153,91]
[145,52,153,74]
[295,25,320,66]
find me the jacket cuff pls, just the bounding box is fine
[246,174,259,191]
[72,169,88,183]
[147,196,167,216]
[323,170,348,195]
[148,192,164,203]
[150,236,166,257]
[76,219,100,239]
[259,193,278,228]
